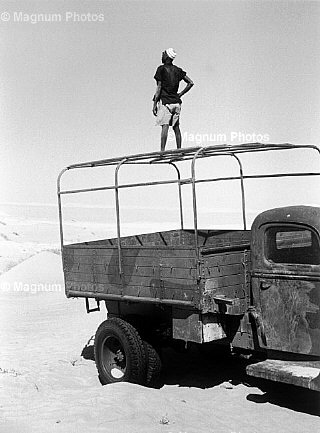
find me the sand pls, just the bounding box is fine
[0,218,319,432]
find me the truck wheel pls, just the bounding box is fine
[144,341,162,387]
[94,318,146,385]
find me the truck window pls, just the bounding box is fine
[265,226,320,265]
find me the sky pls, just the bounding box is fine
[1,0,319,227]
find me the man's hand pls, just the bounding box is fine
[178,75,194,99]
[153,81,161,116]
[153,104,158,116]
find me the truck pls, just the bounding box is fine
[57,143,320,390]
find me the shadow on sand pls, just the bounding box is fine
[245,378,320,417]
[81,337,319,417]
[81,335,95,361]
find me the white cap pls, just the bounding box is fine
[166,48,177,59]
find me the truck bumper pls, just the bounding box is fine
[246,359,320,392]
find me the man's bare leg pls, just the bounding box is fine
[161,124,169,152]
[173,123,182,149]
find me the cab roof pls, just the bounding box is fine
[252,205,320,233]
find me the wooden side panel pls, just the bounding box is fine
[68,229,251,249]
[63,230,251,312]
[200,250,251,314]
[202,250,249,267]
[63,245,198,303]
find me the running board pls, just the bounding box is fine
[246,359,320,392]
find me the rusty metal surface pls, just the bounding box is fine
[251,205,320,274]
[202,313,227,342]
[253,278,320,355]
[172,308,202,343]
[251,206,320,356]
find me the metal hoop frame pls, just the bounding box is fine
[57,143,320,278]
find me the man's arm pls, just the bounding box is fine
[178,75,194,99]
[153,81,162,116]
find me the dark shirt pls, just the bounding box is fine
[154,64,187,104]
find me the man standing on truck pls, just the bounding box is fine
[153,48,194,152]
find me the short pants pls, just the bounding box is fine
[155,102,181,126]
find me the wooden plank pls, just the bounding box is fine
[200,243,250,254]
[65,281,121,295]
[161,267,196,279]
[65,271,197,289]
[202,251,246,267]
[165,287,197,301]
[66,263,197,279]
[65,280,196,303]
[201,284,246,303]
[65,250,246,276]
[159,257,197,267]
[196,230,251,246]
[161,249,196,258]
[66,246,196,257]
[65,272,94,283]
[65,229,251,249]
[203,263,243,278]
[121,285,196,301]
[69,254,197,269]
[204,273,244,290]
[122,286,156,298]
[74,255,158,266]
[65,268,196,285]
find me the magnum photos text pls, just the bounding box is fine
[1,11,105,23]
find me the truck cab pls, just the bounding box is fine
[247,206,320,390]
[251,205,320,356]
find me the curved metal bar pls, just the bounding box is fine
[169,162,184,229]
[191,150,250,236]
[114,158,185,279]
[191,147,206,276]
[57,167,69,250]
[115,158,128,277]
[61,143,319,171]
[231,154,247,230]
[57,143,320,255]
[194,171,320,183]
[314,145,320,156]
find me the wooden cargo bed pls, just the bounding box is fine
[63,229,251,308]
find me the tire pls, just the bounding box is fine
[94,318,146,385]
[144,341,162,387]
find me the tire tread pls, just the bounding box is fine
[94,317,146,385]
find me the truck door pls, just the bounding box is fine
[251,209,320,356]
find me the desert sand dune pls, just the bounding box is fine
[0,251,63,288]
[0,250,319,432]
